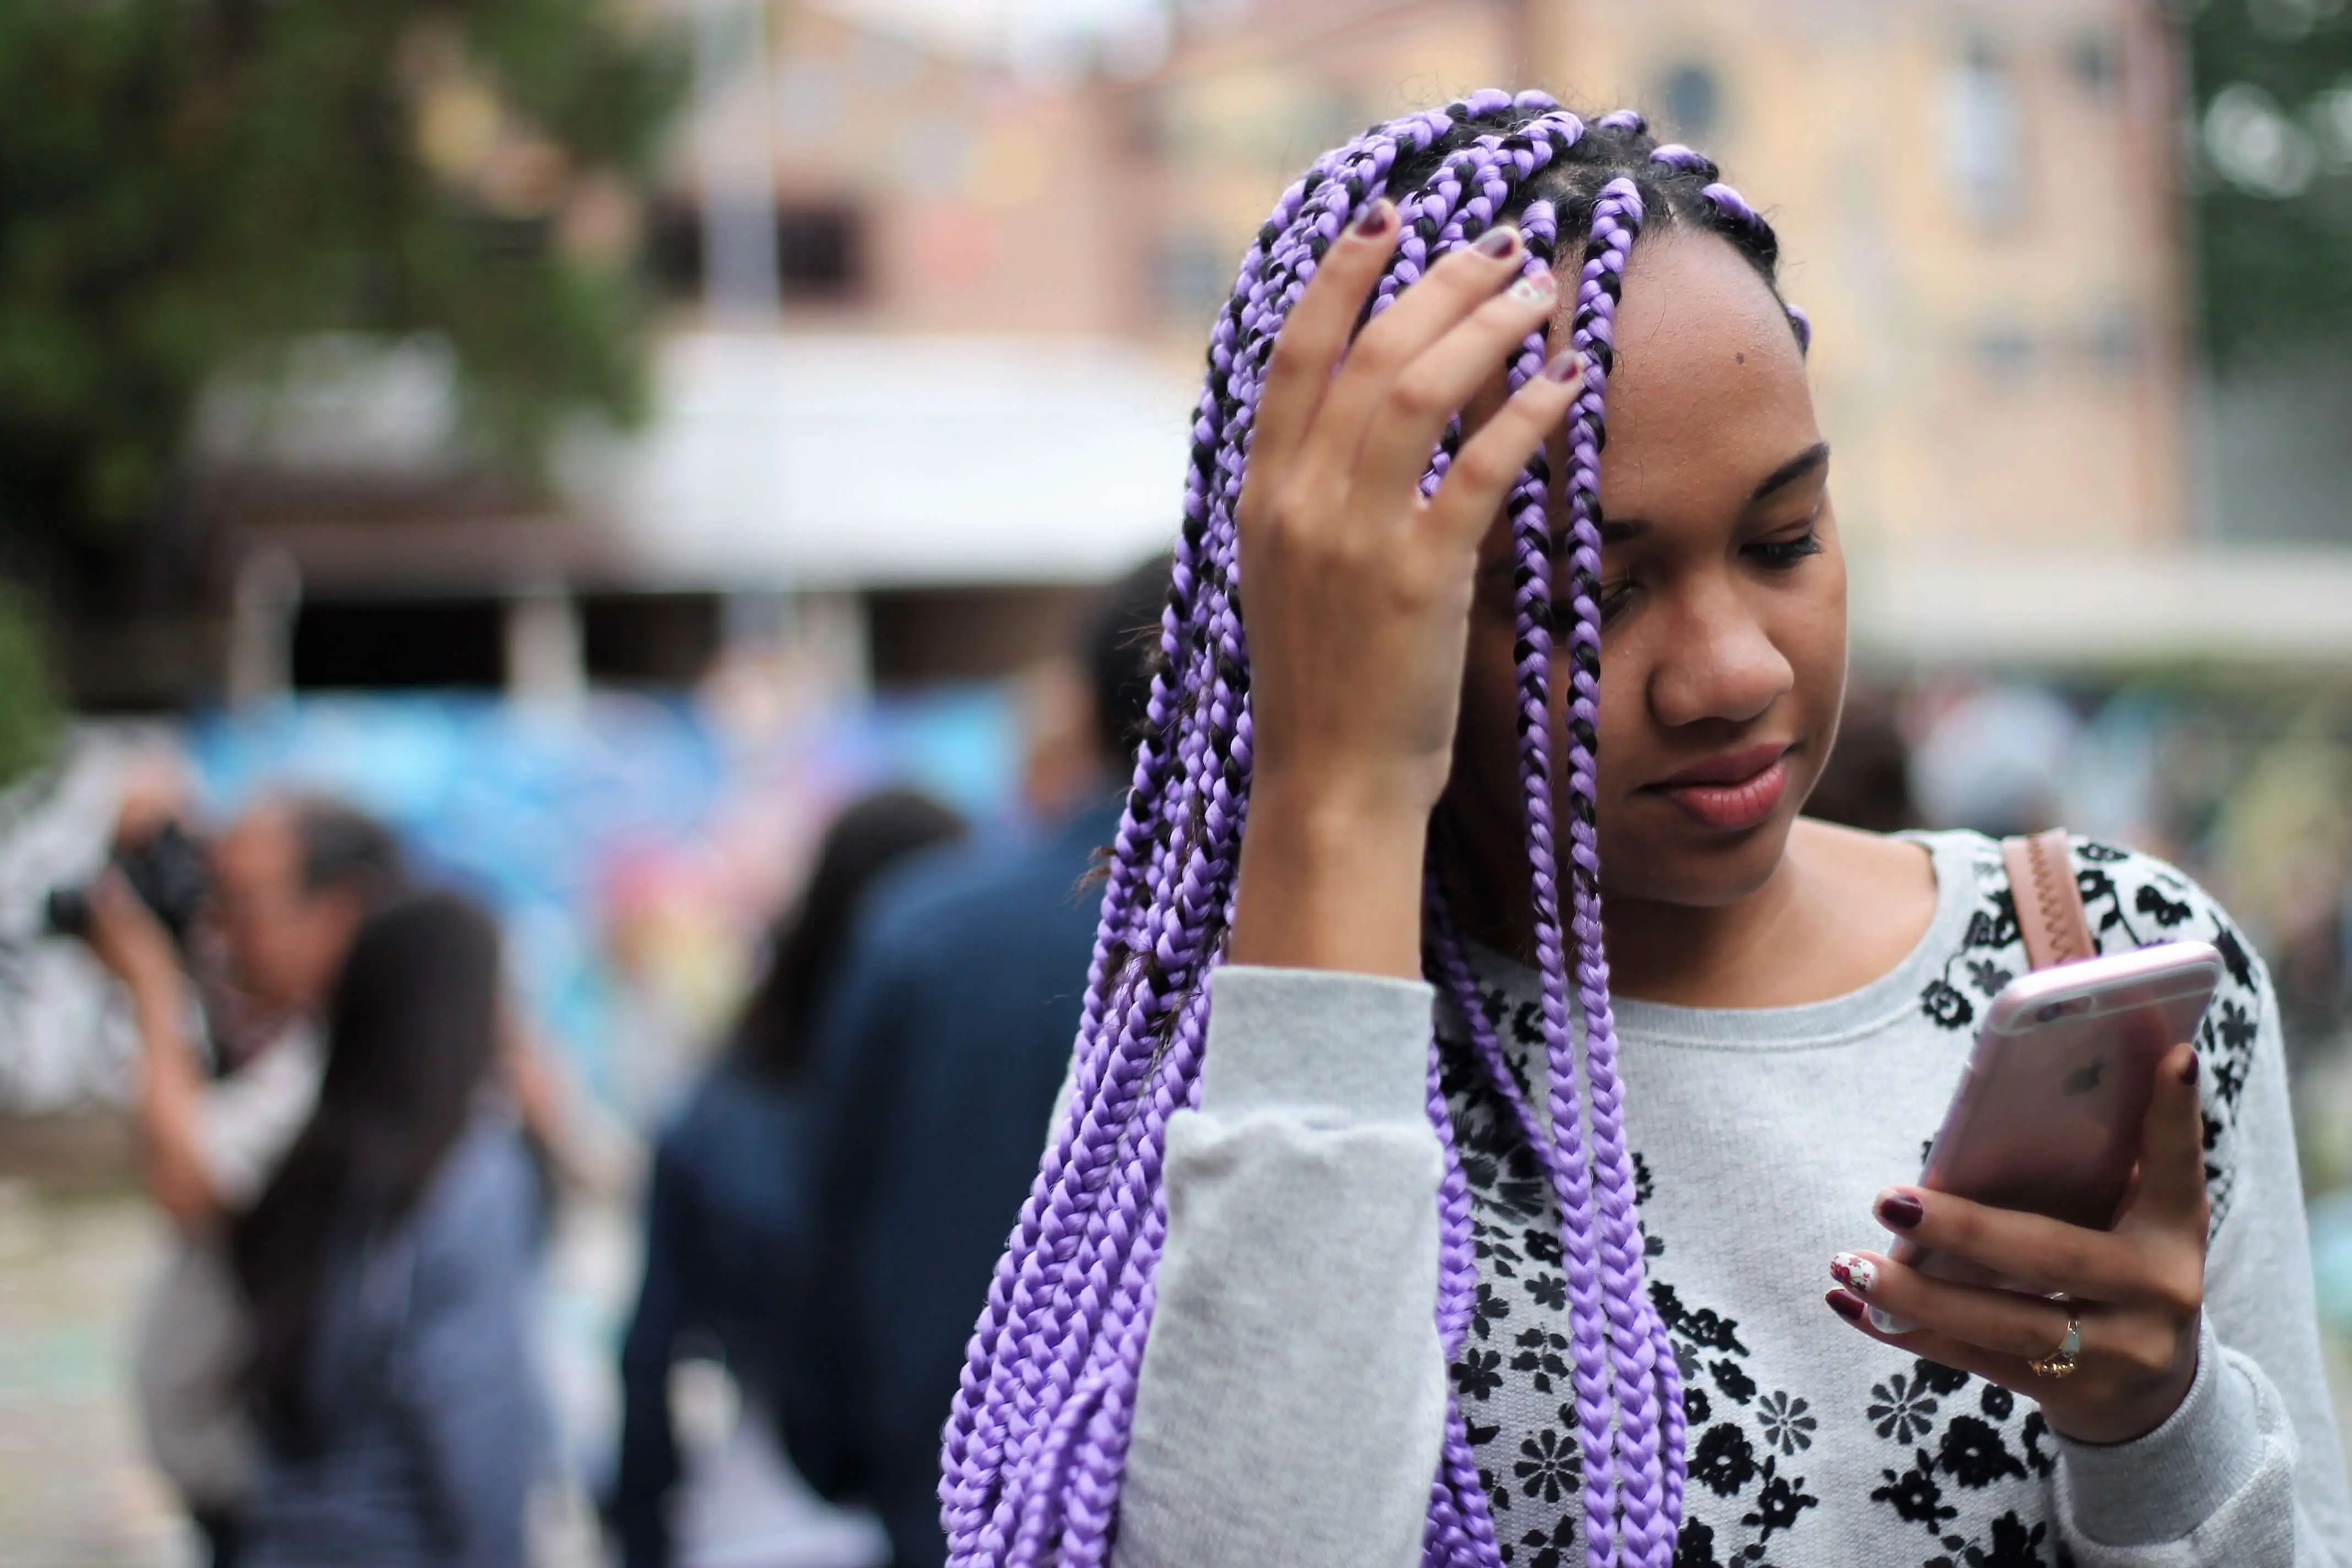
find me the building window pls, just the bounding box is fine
[1158,232,1231,328]
[644,197,866,304]
[1974,327,2036,383]
[1659,62,1723,143]
[292,600,505,690]
[777,203,863,301]
[1944,40,2024,230]
[2066,30,2118,98]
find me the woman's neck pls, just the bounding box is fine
[1440,817,1937,1010]
[1601,820,1937,1008]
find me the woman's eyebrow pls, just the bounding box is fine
[1748,441,1832,505]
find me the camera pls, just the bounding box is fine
[46,820,213,949]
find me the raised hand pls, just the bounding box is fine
[1229,201,1584,979]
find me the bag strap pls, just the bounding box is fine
[2002,827,2095,971]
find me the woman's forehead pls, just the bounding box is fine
[1577,231,1820,510]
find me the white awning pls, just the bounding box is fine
[560,332,1200,589]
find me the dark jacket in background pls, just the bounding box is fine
[246,1117,548,1568]
[613,1065,822,1568]
[798,797,1120,1568]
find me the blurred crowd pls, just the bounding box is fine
[14,560,1164,1568]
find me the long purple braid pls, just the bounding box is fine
[944,91,1807,1568]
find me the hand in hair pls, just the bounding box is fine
[1230,203,1584,979]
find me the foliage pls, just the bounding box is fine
[0,0,687,560]
[2181,0,2352,371]
[0,590,58,789]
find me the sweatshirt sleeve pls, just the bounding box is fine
[1112,965,1450,1568]
[2054,926,2352,1566]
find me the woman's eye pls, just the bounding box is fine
[1596,578,1636,625]
[1749,527,1824,570]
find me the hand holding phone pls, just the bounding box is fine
[1826,941,2220,1445]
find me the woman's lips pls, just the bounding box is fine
[1655,750,1791,831]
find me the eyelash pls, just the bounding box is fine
[1584,526,1825,627]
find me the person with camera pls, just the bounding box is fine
[74,789,402,1568]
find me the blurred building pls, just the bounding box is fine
[1133,0,2191,552]
[67,0,2352,711]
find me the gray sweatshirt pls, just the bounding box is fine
[1112,831,2352,1566]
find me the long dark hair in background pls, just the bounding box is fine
[729,788,966,1086]
[231,890,505,1447]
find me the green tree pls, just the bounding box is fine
[0,0,687,570]
[0,589,58,788]
[2182,0,2352,369]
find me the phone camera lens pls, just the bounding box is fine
[2035,1002,2065,1025]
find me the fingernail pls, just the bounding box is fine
[1353,199,1395,237]
[1830,1252,1877,1294]
[1542,349,1584,384]
[1474,225,1521,259]
[2180,1050,2200,1087]
[1507,272,1556,305]
[1875,1190,1925,1231]
[1825,1288,1866,1324]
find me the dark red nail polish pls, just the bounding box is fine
[1474,225,1521,259]
[1825,1288,1866,1324]
[2180,1050,2200,1087]
[1875,1191,1925,1231]
[1353,200,1395,237]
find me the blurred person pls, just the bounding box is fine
[85,791,403,1566]
[792,559,1166,1568]
[612,788,966,1568]
[942,97,2351,1566]
[228,889,547,1567]
[1801,684,1918,834]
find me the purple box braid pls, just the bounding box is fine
[942,90,1807,1568]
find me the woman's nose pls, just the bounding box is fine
[1645,580,1795,731]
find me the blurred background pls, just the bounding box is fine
[2,0,2349,1562]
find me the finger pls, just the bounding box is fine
[2127,1042,2210,1230]
[1823,1288,2022,1387]
[1830,1251,2075,1365]
[1868,1185,2151,1304]
[1423,347,1585,552]
[1248,199,1403,494]
[1298,226,1533,493]
[1352,269,1562,507]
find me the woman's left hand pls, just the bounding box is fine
[1824,1041,2208,1445]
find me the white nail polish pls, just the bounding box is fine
[1507,274,1556,305]
[1831,1252,1877,1294]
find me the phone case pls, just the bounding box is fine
[1866,940,2222,1335]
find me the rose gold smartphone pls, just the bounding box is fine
[1867,940,2223,1334]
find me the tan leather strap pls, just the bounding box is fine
[2002,828,2095,971]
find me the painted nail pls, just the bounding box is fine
[1474,225,1521,259]
[1825,1288,1866,1324]
[1875,1190,1925,1231]
[1830,1253,1878,1294]
[1353,199,1395,237]
[1507,272,1557,305]
[2180,1050,2201,1087]
[1542,349,1585,384]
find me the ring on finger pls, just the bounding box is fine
[2028,1311,2084,1380]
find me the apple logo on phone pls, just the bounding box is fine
[2062,1059,2106,1097]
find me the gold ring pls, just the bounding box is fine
[2028,1313,2083,1379]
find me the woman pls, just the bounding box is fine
[943,95,2352,1566]
[231,889,546,1567]
[613,788,966,1568]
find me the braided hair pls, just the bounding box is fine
[943,90,1806,1568]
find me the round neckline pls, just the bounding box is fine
[1464,829,1991,1053]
